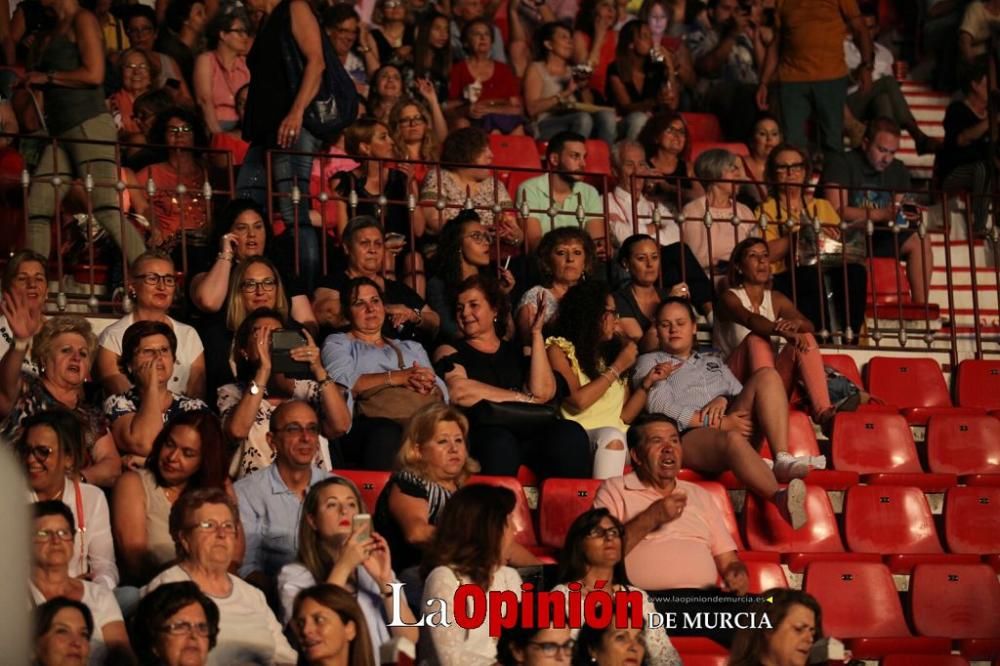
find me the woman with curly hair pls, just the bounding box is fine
[545,280,659,479]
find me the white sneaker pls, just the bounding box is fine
[773,455,810,482]
[777,478,808,529]
[807,455,827,470]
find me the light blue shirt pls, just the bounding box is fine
[235,463,331,578]
[634,350,744,430]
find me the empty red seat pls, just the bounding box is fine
[489,134,542,196]
[467,475,554,561]
[744,560,790,593]
[865,356,980,424]
[538,478,601,549]
[882,655,970,666]
[926,414,1000,481]
[333,469,390,511]
[910,563,1000,659]
[866,259,941,320]
[688,141,750,164]
[955,360,1000,410]
[681,112,723,144]
[843,485,978,573]
[803,561,950,658]
[944,486,1000,556]
[831,412,957,490]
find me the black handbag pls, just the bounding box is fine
[278,5,359,142]
[466,399,559,438]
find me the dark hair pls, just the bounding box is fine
[342,214,384,246]
[573,623,646,666]
[637,111,687,160]
[292,585,376,666]
[557,508,629,585]
[148,106,209,158]
[546,130,587,161]
[422,484,517,588]
[497,622,552,665]
[344,117,387,155]
[2,249,47,293]
[460,17,493,53]
[133,89,174,127]
[551,281,622,380]
[625,412,681,451]
[437,210,485,287]
[232,307,288,381]
[615,19,646,60]
[132,582,220,663]
[34,597,93,643]
[413,11,451,82]
[211,199,274,259]
[863,116,901,142]
[959,58,989,95]
[125,4,157,28]
[147,411,228,491]
[729,588,824,666]
[338,276,385,328]
[727,236,768,286]
[536,227,596,287]
[322,3,360,28]
[164,0,204,34]
[440,126,491,166]
[119,319,178,380]
[205,5,250,49]
[368,65,404,120]
[764,142,810,197]
[654,295,697,324]
[616,233,658,267]
[33,499,76,534]
[748,112,781,143]
[575,0,613,38]
[168,487,239,560]
[535,21,571,61]
[454,274,511,338]
[19,409,86,473]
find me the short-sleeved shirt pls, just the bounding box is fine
[435,338,526,391]
[959,1,1000,58]
[516,175,603,232]
[104,388,208,424]
[420,169,513,228]
[634,350,743,429]
[334,169,410,240]
[448,60,520,102]
[545,337,627,432]
[774,0,862,82]
[594,475,737,591]
[373,469,454,572]
[97,313,204,395]
[685,26,758,86]
[613,285,670,333]
[937,100,991,181]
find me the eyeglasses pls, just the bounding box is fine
[604,307,620,320]
[463,230,492,244]
[124,62,150,72]
[240,278,277,293]
[774,162,807,174]
[167,125,193,134]
[664,125,686,137]
[586,526,622,540]
[134,272,177,287]
[160,620,212,637]
[276,423,321,437]
[34,528,74,542]
[398,115,426,127]
[529,640,576,657]
[189,520,238,535]
[18,444,54,461]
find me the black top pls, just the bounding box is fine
[613,284,670,333]
[434,338,526,390]
[373,470,453,572]
[243,0,296,146]
[317,273,425,341]
[648,159,693,209]
[371,25,415,67]
[154,29,195,92]
[333,169,411,239]
[604,59,665,113]
[936,100,991,181]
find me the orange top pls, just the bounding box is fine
[775,0,862,83]
[137,163,208,239]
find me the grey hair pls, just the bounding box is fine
[611,139,645,174]
[694,148,738,184]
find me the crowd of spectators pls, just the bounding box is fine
[1,0,997,662]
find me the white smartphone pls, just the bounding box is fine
[352,513,372,542]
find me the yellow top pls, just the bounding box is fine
[545,336,628,432]
[757,196,841,275]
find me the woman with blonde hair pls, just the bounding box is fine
[277,477,418,655]
[388,97,444,187]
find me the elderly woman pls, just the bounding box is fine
[96,251,205,399]
[639,112,704,207]
[219,308,350,479]
[552,509,681,665]
[277,477,418,651]
[0,249,48,374]
[573,624,646,666]
[0,303,120,488]
[436,275,592,478]
[740,113,782,207]
[680,148,760,278]
[321,277,448,470]
[514,227,596,345]
[292,585,377,666]
[729,588,823,666]
[193,8,251,135]
[108,48,159,137]
[142,488,297,665]
[104,321,208,460]
[21,410,118,589]
[112,411,230,585]
[132,581,220,666]
[32,597,94,666]
[30,501,132,664]
[123,6,193,101]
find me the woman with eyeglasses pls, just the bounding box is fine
[499,624,576,666]
[95,251,206,400]
[142,487,297,665]
[324,4,380,97]
[30,500,133,664]
[370,0,414,66]
[104,320,208,462]
[112,411,231,585]
[32,597,94,666]
[193,8,252,135]
[0,249,48,375]
[638,112,703,208]
[388,97,445,194]
[552,508,680,665]
[123,6,193,103]
[108,48,159,139]
[219,308,350,479]
[131,581,220,666]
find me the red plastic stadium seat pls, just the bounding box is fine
[584,139,612,191]
[688,141,750,164]
[926,415,1000,478]
[677,655,727,666]
[843,485,978,573]
[822,353,863,386]
[762,410,860,490]
[831,413,957,490]
[489,134,543,196]
[538,478,601,549]
[910,563,1000,659]
[865,356,981,424]
[692,480,743,549]
[333,469,390,512]
[955,360,1000,410]
[744,560,790,593]
[868,257,911,305]
[944,486,1000,556]
[882,655,970,666]
[681,113,723,144]
[803,561,951,659]
[467,475,554,560]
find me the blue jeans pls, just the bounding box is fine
[237,126,322,290]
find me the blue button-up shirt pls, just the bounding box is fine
[634,350,743,430]
[235,463,331,578]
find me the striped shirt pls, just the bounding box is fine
[634,350,743,429]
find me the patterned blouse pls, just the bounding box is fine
[103,388,207,425]
[420,168,513,227]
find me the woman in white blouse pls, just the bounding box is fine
[420,484,522,666]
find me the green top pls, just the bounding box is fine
[36,34,108,135]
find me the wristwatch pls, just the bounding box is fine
[249,380,261,396]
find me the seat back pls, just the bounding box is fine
[762,410,821,460]
[926,414,1000,475]
[868,257,912,306]
[910,563,1000,638]
[822,353,864,386]
[865,356,951,409]
[584,139,612,191]
[803,561,912,638]
[681,112,723,144]
[692,480,743,549]
[333,469,390,512]
[831,412,923,474]
[688,141,750,163]
[882,655,970,666]
[538,478,602,549]
[744,560,790,593]
[944,486,1000,554]
[955,359,1000,410]
[489,134,543,196]
[743,485,844,553]
[844,485,943,555]
[467,475,537,546]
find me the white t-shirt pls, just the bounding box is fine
[97,313,204,395]
[143,565,297,666]
[30,580,124,666]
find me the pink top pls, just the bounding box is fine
[594,475,737,591]
[207,52,250,123]
[679,196,759,272]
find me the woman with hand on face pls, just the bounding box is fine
[104,321,208,462]
[292,585,377,666]
[0,249,49,375]
[96,251,206,400]
[30,501,132,664]
[220,308,351,479]
[132,581,220,666]
[729,589,823,666]
[572,0,618,106]
[112,411,230,585]
[278,477,419,655]
[32,597,93,666]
